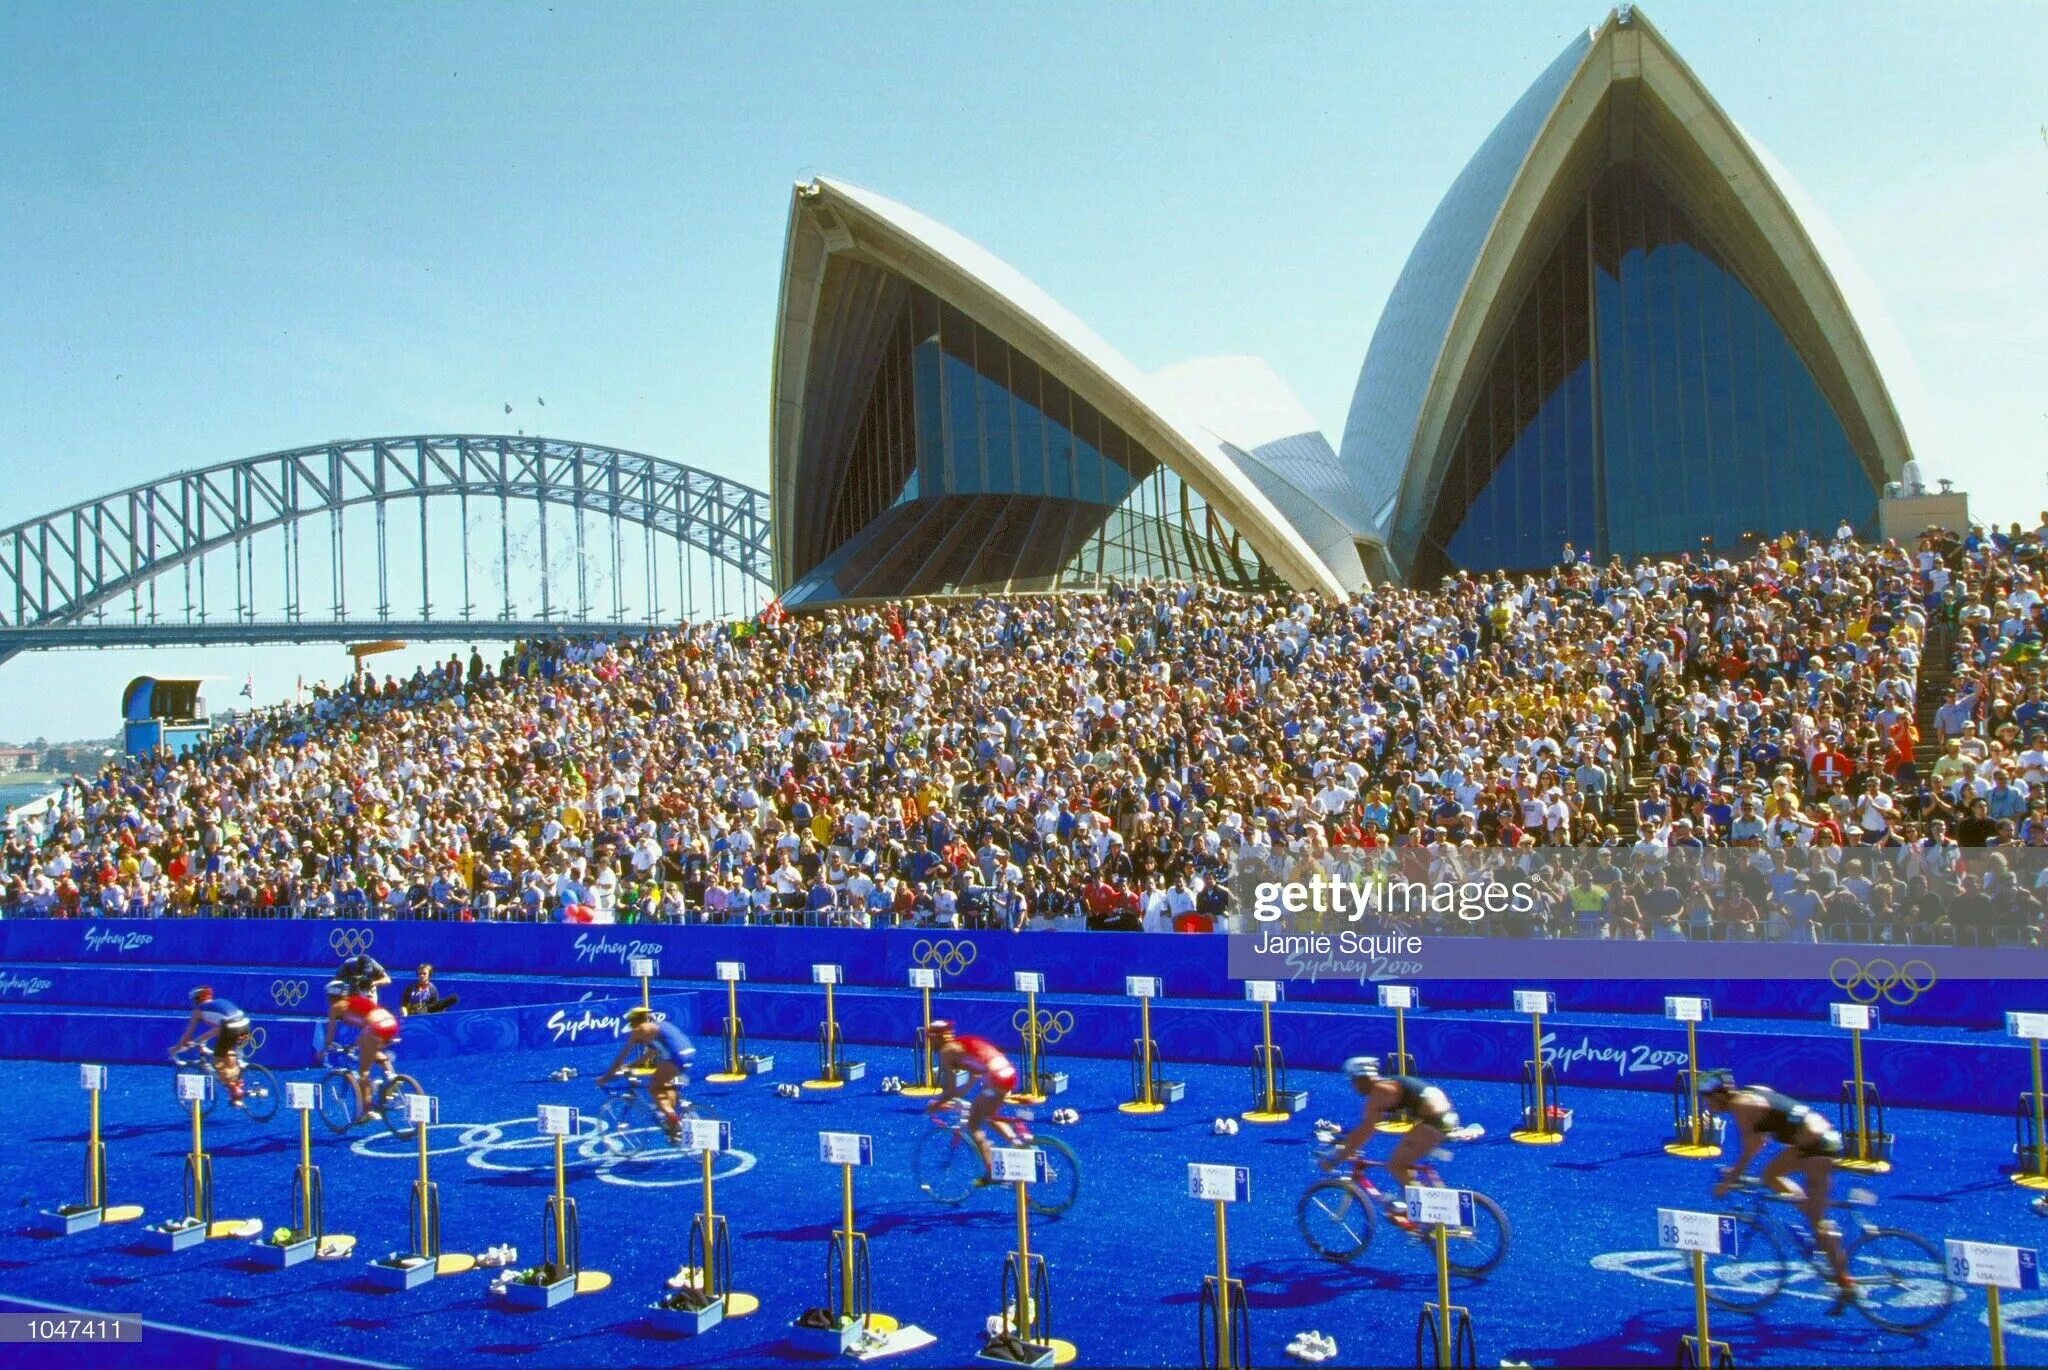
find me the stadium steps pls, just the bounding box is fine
[1913,618,1958,769]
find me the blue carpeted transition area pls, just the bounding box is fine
[2,1046,2044,1368]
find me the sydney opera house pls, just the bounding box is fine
[769,6,1924,604]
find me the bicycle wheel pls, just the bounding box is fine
[913,1127,977,1205]
[1705,1210,1788,1313]
[1298,1179,1376,1261]
[1028,1137,1080,1218]
[318,1070,359,1134]
[598,1095,651,1156]
[378,1074,422,1139]
[1444,1190,1510,1275]
[236,1063,282,1123]
[1846,1226,1953,1334]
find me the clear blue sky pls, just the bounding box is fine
[2,1,2043,742]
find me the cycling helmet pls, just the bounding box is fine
[1342,1056,1382,1083]
[189,985,214,1005]
[924,1019,955,1043]
[324,979,350,1000]
[624,1006,656,1026]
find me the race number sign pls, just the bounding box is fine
[681,1118,732,1153]
[714,961,745,982]
[628,956,657,979]
[1830,1003,1877,1032]
[1127,976,1161,999]
[1377,984,1417,1010]
[78,1064,108,1092]
[1658,1208,1738,1255]
[1946,1240,2041,1290]
[175,1072,209,1104]
[1513,990,1555,1016]
[820,1131,874,1167]
[811,963,841,986]
[1187,1163,1250,1203]
[1014,972,1045,994]
[1244,980,1281,1004]
[1406,1186,1477,1230]
[990,1147,1049,1185]
[405,1093,440,1126]
[909,968,939,990]
[1664,997,1711,1023]
[2008,1012,2048,1041]
[285,1081,319,1112]
[537,1104,580,1137]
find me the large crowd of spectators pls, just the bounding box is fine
[4,516,2045,944]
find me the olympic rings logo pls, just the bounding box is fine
[1829,957,1936,1007]
[912,939,978,974]
[270,979,309,1007]
[348,1114,758,1190]
[329,927,376,957]
[245,1025,268,1055]
[1012,1007,1075,1046]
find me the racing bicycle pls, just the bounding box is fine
[914,1098,1079,1217]
[1298,1149,1509,1275]
[318,1045,422,1139]
[594,1073,713,1155]
[168,1045,281,1123]
[1703,1175,1953,1334]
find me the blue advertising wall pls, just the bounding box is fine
[1,919,2039,1112]
[0,992,698,1068]
[720,983,2022,1114]
[2,919,2040,1025]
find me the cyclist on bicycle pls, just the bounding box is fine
[598,1007,694,1144]
[1327,1057,1459,1197]
[170,986,252,1105]
[1698,1070,1856,1312]
[322,978,402,1121]
[923,1020,1022,1182]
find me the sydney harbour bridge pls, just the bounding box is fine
[0,435,774,668]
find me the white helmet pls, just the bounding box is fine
[1342,1056,1381,1082]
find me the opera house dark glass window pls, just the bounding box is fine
[784,285,1278,607]
[1422,163,1876,580]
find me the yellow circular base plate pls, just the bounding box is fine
[437,1253,478,1275]
[1117,1101,1168,1115]
[317,1234,358,1258]
[102,1204,145,1224]
[628,1065,656,1076]
[1046,1338,1080,1366]
[210,1217,264,1239]
[725,1291,761,1318]
[704,1072,749,1084]
[1510,1129,1567,1146]
[575,1270,612,1294]
[2012,1173,2048,1191]
[863,1313,900,1334]
[1664,1143,1724,1159]
[898,1086,943,1098]
[1009,1092,1047,1106]
[802,1079,846,1091]
[1378,1120,1415,1135]
[1836,1158,1891,1174]
[1240,1110,1293,1124]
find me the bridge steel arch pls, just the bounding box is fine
[0,435,773,664]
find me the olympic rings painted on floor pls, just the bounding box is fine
[1590,1248,1961,1318]
[348,1115,757,1189]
